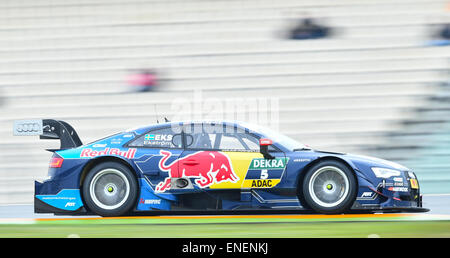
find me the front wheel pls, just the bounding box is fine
[82,162,138,217]
[301,160,357,214]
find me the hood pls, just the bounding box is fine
[345,153,409,172]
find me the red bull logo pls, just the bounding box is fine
[155,150,239,193]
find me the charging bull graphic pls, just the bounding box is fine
[155,150,239,193]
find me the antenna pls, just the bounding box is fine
[164,117,170,122]
[154,104,160,123]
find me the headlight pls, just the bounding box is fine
[371,167,401,178]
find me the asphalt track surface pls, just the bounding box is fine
[0,194,449,221]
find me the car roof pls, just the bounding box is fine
[125,120,264,135]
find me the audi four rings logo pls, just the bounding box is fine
[13,120,43,135]
[16,123,41,132]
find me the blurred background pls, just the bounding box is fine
[0,0,450,206]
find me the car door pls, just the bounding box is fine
[127,126,184,192]
[180,123,287,191]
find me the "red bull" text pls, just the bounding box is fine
[80,148,136,159]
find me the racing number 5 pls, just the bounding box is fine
[260,169,268,179]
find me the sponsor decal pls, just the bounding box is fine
[13,119,43,136]
[145,134,155,141]
[243,157,288,188]
[145,134,173,141]
[388,187,409,192]
[65,202,76,208]
[357,190,379,201]
[293,158,311,162]
[144,134,174,147]
[250,158,287,169]
[36,189,83,211]
[136,178,173,211]
[155,150,239,193]
[361,192,373,198]
[410,179,419,189]
[393,177,403,182]
[80,148,136,159]
[248,179,277,188]
[139,198,161,205]
[110,139,122,144]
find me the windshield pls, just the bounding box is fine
[242,123,307,151]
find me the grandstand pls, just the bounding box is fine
[0,0,449,204]
[371,80,450,194]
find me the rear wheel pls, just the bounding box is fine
[301,160,357,214]
[82,162,138,217]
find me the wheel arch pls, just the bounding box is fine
[79,156,139,189]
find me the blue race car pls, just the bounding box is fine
[14,119,428,216]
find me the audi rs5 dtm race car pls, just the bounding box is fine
[14,119,428,216]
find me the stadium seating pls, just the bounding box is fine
[370,81,450,194]
[0,0,449,204]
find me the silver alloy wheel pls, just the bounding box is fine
[89,168,130,210]
[308,166,350,208]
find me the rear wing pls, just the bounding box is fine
[13,119,83,150]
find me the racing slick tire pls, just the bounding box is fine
[82,161,138,217]
[302,160,357,214]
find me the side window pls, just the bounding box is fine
[184,124,215,150]
[128,127,182,148]
[184,124,260,152]
[239,134,260,151]
[219,134,246,150]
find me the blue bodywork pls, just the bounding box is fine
[34,121,426,214]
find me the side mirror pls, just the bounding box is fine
[259,138,275,159]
